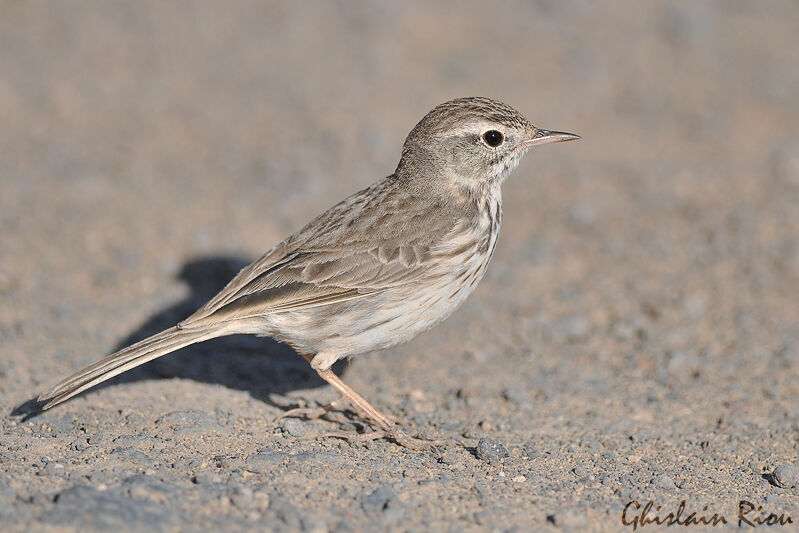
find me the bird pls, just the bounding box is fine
[36,97,579,449]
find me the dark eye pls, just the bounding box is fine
[482,130,504,147]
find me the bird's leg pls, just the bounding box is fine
[288,352,439,449]
[314,367,396,430]
[277,353,402,424]
[310,364,447,451]
[273,352,353,422]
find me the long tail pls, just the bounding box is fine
[37,325,219,410]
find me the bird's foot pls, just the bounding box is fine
[327,426,448,451]
[308,366,438,449]
[385,427,449,451]
[276,399,405,425]
[275,399,345,423]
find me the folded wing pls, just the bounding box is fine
[182,177,460,326]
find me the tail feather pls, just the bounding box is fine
[37,326,217,410]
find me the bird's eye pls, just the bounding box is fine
[482,130,504,147]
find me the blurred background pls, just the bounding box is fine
[2,1,799,531]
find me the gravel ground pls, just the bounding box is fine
[2,2,799,532]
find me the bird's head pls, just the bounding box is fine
[397,97,578,194]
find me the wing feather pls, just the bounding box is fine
[181,176,464,326]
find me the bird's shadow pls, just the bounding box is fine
[13,256,345,419]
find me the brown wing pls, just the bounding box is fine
[182,176,461,326]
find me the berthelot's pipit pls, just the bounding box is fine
[37,97,579,449]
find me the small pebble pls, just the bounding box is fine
[245,451,286,473]
[572,466,587,477]
[765,493,782,504]
[362,486,395,514]
[651,474,676,489]
[280,418,308,438]
[475,438,509,465]
[772,465,799,488]
[192,471,221,485]
[230,486,254,508]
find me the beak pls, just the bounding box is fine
[523,128,581,148]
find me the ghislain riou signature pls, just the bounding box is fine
[622,500,793,529]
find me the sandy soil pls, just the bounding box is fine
[2,1,799,531]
